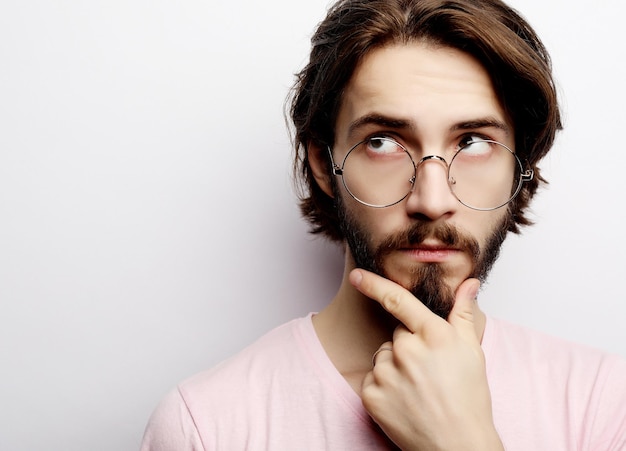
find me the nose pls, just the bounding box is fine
[405,155,458,220]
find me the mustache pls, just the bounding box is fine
[375,221,481,261]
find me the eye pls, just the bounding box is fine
[365,137,404,155]
[458,135,492,156]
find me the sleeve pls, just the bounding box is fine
[590,355,626,451]
[140,388,205,451]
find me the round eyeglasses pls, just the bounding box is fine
[328,136,533,211]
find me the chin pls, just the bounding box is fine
[381,261,460,318]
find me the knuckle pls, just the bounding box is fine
[390,337,410,357]
[371,361,392,382]
[380,290,403,313]
[453,307,474,324]
[391,337,422,368]
[361,387,377,411]
[361,384,386,413]
[418,320,456,349]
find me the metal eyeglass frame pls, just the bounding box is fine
[327,137,534,211]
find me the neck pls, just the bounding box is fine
[312,249,487,394]
[312,252,397,393]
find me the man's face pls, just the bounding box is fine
[332,42,513,318]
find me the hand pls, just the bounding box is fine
[354,269,503,451]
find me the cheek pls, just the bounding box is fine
[468,208,510,251]
[465,209,507,245]
[341,192,406,237]
[361,208,409,243]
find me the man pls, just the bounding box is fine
[142,0,626,449]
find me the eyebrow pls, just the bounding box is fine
[347,114,414,140]
[347,113,511,140]
[451,118,511,136]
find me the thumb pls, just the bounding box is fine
[447,278,481,340]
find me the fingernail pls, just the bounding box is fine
[469,280,480,300]
[350,269,362,286]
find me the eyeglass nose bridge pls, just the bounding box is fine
[407,154,450,188]
[415,154,449,168]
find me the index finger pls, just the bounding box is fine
[349,268,439,333]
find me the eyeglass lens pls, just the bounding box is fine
[339,137,522,210]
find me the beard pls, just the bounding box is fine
[336,194,509,319]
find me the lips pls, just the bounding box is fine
[399,241,461,263]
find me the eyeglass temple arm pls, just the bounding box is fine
[521,168,534,182]
[326,146,343,175]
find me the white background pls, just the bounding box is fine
[0,1,624,450]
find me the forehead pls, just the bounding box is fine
[335,42,510,142]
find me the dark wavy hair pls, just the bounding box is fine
[289,0,562,242]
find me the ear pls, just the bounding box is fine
[308,142,334,198]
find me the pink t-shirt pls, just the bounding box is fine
[141,315,626,450]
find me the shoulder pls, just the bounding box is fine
[141,315,319,449]
[179,315,314,396]
[484,316,623,368]
[484,316,626,386]
[484,317,626,449]
[140,388,204,451]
